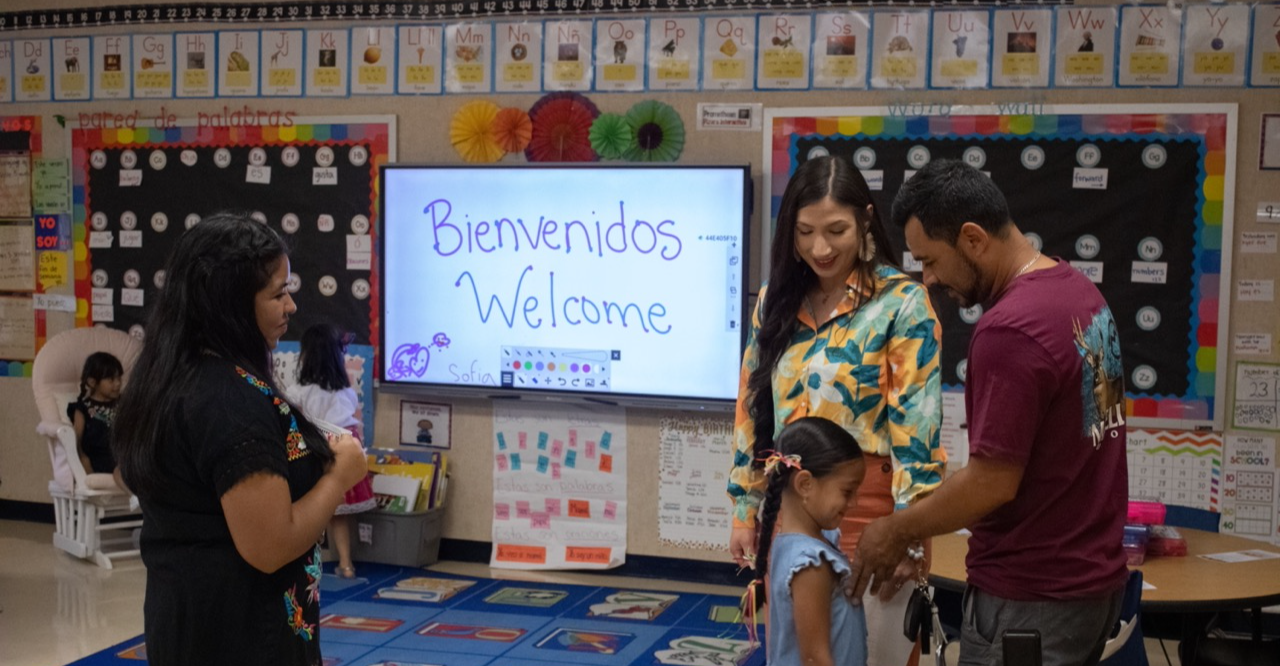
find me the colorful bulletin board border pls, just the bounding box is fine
[68,115,394,355]
[0,114,43,376]
[764,104,1237,431]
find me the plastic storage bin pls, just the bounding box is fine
[1126,500,1166,526]
[1123,524,1151,566]
[351,507,444,567]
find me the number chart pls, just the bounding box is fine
[1221,434,1278,544]
[1233,362,1280,432]
[1127,428,1221,513]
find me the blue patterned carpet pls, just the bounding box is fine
[69,563,766,666]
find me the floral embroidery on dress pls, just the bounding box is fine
[235,366,310,461]
[283,585,315,642]
[304,543,322,605]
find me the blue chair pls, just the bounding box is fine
[1099,570,1148,666]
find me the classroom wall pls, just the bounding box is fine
[2,0,1278,563]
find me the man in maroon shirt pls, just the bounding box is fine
[852,159,1127,666]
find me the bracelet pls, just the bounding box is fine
[906,542,925,561]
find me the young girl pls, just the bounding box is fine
[287,323,376,579]
[749,417,868,666]
[68,352,124,478]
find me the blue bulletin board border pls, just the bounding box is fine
[764,104,1237,431]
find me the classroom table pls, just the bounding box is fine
[928,527,1280,612]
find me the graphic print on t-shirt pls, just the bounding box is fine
[1073,306,1125,448]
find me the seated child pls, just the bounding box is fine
[68,352,124,482]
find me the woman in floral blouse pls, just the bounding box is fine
[727,155,946,666]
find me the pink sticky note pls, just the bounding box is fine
[516,500,531,518]
[545,498,561,515]
[495,503,511,520]
[604,500,618,520]
[496,454,509,472]
[531,512,551,529]
[552,439,564,457]
[585,441,596,459]
[518,432,528,449]
[568,429,578,447]
[551,462,562,479]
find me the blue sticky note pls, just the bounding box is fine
[537,455,549,474]
[511,453,522,470]
[600,431,612,450]
[497,433,508,450]
[565,449,577,468]
[537,432,548,450]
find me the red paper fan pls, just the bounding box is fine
[526,92,600,162]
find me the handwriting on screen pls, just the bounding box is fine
[427,199,683,334]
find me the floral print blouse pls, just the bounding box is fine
[728,264,947,526]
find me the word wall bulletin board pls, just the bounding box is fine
[765,104,1237,431]
[0,114,43,375]
[70,116,394,434]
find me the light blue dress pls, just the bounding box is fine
[767,529,868,666]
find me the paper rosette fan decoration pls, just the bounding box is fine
[526,92,600,162]
[589,113,635,161]
[449,100,504,163]
[624,100,685,163]
[492,107,533,155]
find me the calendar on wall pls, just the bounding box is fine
[1126,428,1221,513]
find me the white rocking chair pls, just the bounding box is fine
[32,327,144,569]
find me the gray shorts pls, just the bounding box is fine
[959,585,1124,666]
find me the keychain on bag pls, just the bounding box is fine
[901,544,948,666]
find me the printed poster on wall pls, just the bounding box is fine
[647,17,699,91]
[175,32,216,98]
[703,16,756,91]
[351,26,395,95]
[756,14,812,90]
[930,10,991,89]
[495,21,542,93]
[52,37,91,101]
[492,402,628,570]
[1249,4,1280,87]
[262,30,304,97]
[1126,429,1221,513]
[544,20,592,92]
[657,417,734,550]
[1054,6,1116,87]
[218,31,260,97]
[0,42,12,103]
[446,23,492,93]
[812,11,870,90]
[132,34,173,99]
[306,29,349,96]
[14,39,51,102]
[397,25,443,95]
[91,36,130,100]
[1118,4,1180,87]
[871,10,929,89]
[594,18,645,92]
[991,8,1052,88]
[1181,4,1249,87]
[1221,434,1279,545]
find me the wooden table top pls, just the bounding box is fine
[928,527,1280,612]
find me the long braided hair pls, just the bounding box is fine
[747,156,897,469]
[750,417,863,607]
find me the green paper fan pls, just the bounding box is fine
[589,113,635,161]
[624,101,685,163]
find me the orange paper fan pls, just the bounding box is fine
[493,107,533,154]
